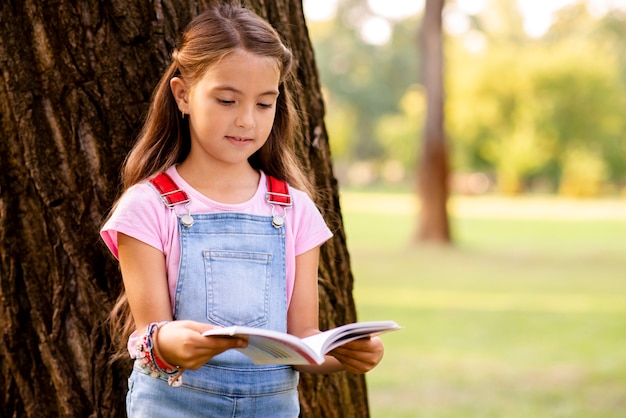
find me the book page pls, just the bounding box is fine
[302,321,401,354]
[203,321,400,365]
[203,326,324,365]
[238,334,323,365]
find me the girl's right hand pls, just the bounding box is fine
[154,320,247,370]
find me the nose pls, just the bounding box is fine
[235,105,255,130]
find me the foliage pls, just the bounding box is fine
[447,35,626,194]
[559,145,608,196]
[307,0,626,195]
[308,0,420,162]
[374,86,424,168]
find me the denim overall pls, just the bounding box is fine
[126,175,299,417]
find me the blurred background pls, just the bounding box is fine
[304,0,626,416]
[305,0,626,196]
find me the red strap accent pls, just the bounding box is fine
[150,172,290,207]
[266,176,291,206]
[149,173,190,207]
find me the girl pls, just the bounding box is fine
[101,4,384,417]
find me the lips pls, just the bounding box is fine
[226,136,252,142]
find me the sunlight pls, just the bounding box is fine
[367,0,424,20]
[444,4,472,36]
[586,0,626,16]
[303,0,626,44]
[360,16,392,45]
[457,0,487,15]
[516,0,573,37]
[303,0,337,21]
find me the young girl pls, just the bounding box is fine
[101,4,384,417]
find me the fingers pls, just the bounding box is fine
[202,335,248,352]
[155,321,247,370]
[330,336,384,374]
[180,337,246,370]
[331,351,372,374]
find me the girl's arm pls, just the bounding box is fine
[287,247,384,374]
[117,233,246,370]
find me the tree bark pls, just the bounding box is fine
[0,0,367,416]
[416,0,452,243]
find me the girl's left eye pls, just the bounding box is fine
[257,103,273,109]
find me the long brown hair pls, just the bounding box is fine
[110,4,312,358]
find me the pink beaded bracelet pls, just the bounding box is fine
[136,321,184,387]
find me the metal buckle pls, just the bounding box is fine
[160,189,190,208]
[265,192,292,207]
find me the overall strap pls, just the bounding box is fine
[150,172,291,207]
[266,176,291,229]
[150,172,190,207]
[266,176,292,207]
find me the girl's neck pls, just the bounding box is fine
[176,161,261,204]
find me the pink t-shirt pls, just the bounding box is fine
[101,166,333,311]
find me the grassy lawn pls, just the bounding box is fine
[340,192,626,418]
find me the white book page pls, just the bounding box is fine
[302,321,401,355]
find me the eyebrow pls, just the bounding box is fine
[214,85,279,97]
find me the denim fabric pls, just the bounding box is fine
[127,363,299,417]
[127,212,299,417]
[177,213,288,366]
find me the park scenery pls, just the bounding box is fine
[341,191,626,417]
[306,0,626,196]
[306,3,626,414]
[1,1,625,416]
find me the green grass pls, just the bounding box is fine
[341,192,626,418]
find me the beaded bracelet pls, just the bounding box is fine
[136,321,184,387]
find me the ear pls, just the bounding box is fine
[170,77,189,113]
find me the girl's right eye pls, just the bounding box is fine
[217,99,235,106]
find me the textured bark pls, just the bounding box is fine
[0,0,367,416]
[416,0,451,243]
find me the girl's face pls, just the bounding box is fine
[173,50,281,170]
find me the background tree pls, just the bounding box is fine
[416,0,451,243]
[0,0,368,416]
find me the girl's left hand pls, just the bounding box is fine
[330,336,384,374]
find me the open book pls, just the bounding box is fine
[202,320,401,366]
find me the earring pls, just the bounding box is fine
[181,110,185,119]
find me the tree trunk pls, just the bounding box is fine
[0,0,367,416]
[416,0,451,243]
